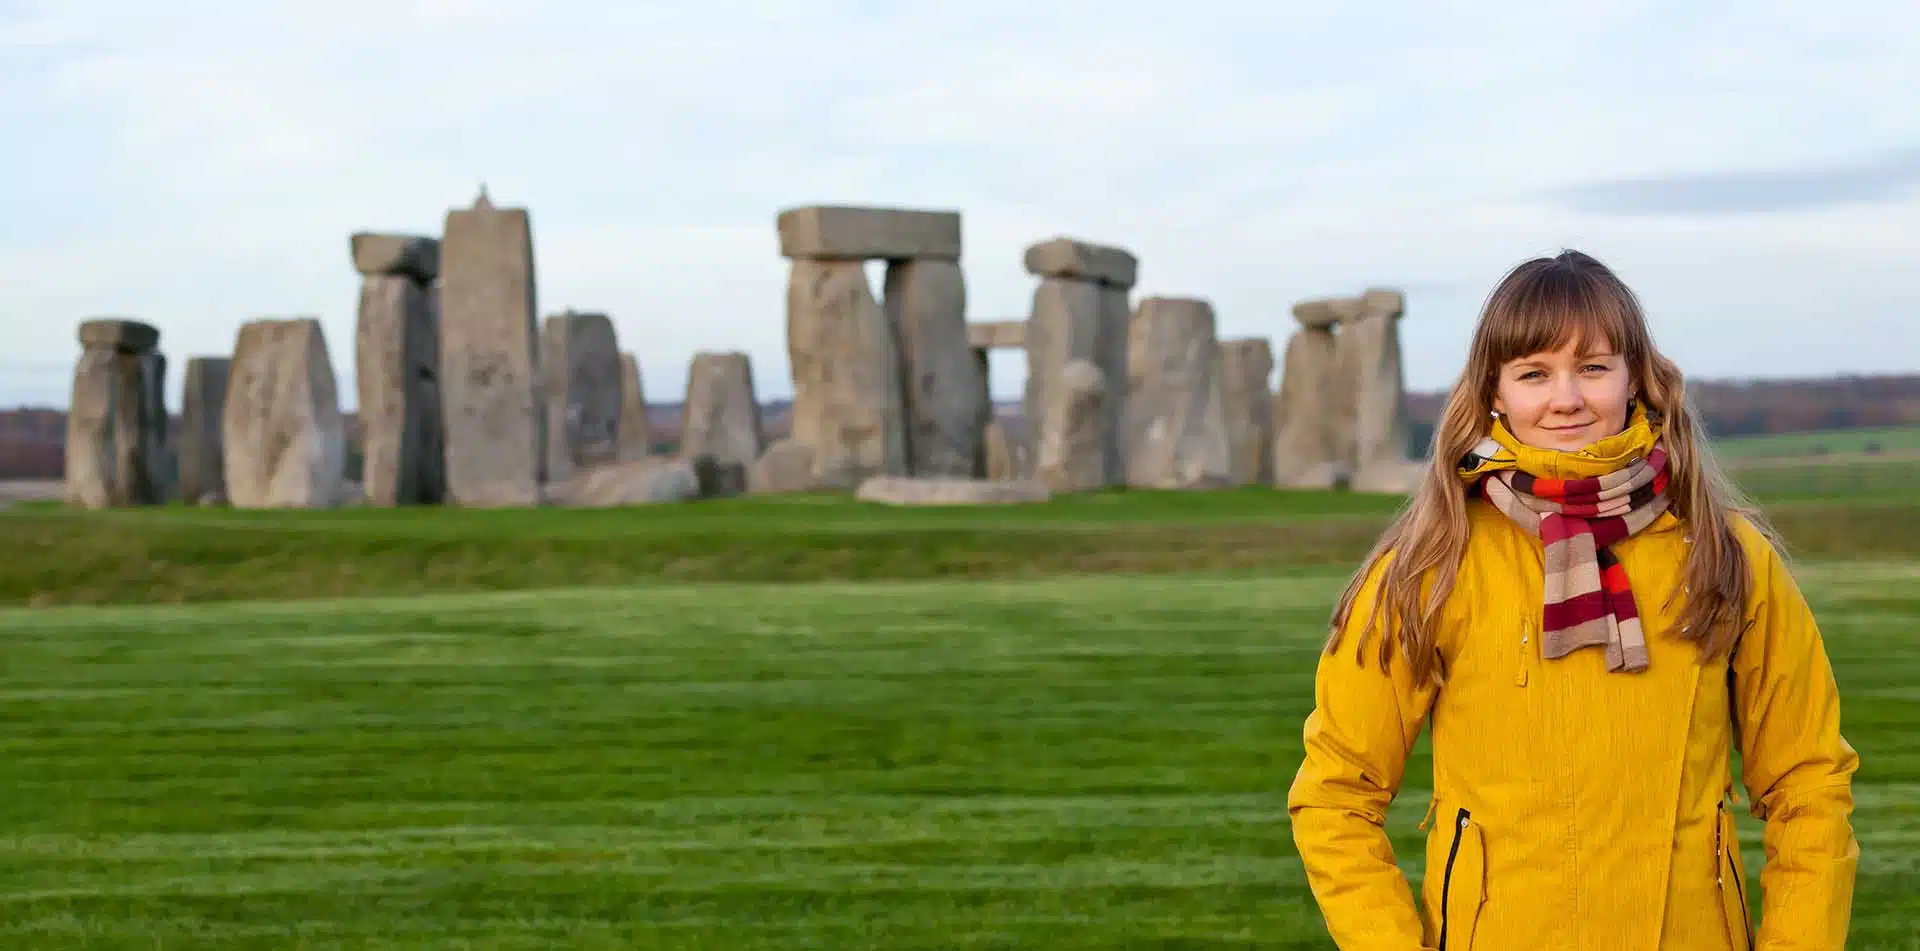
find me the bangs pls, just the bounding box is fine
[1482,260,1638,366]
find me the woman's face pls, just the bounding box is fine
[1491,334,1635,451]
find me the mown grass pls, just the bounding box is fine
[5,487,1919,607]
[1716,425,1920,458]
[1,564,1914,948]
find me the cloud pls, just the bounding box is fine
[1548,148,1920,216]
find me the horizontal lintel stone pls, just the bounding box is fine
[777,205,962,261]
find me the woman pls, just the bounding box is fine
[1287,251,1859,950]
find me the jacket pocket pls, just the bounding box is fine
[1717,802,1753,951]
[1436,807,1485,951]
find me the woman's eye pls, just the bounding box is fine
[1582,364,1610,373]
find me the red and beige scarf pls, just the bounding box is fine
[1463,429,1672,673]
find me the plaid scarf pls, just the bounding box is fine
[1464,429,1672,673]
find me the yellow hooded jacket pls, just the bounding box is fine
[1287,414,1860,950]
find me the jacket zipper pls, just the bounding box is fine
[1724,843,1752,949]
[1717,807,1753,950]
[1438,808,1471,951]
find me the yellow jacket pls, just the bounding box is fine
[1287,427,1860,950]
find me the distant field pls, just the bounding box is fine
[1715,425,1920,458]
[2,563,1914,948]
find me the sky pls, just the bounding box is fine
[2,1,1917,411]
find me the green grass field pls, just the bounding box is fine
[1715,425,1920,459]
[2,485,1916,947]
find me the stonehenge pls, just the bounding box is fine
[1279,287,1417,491]
[778,204,985,489]
[1218,339,1275,486]
[617,353,650,461]
[353,232,444,506]
[65,318,169,509]
[223,318,347,509]
[1023,237,1136,487]
[178,357,230,505]
[52,194,1430,514]
[539,310,622,480]
[1126,298,1233,489]
[680,351,764,469]
[439,189,544,508]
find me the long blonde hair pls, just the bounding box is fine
[1329,250,1776,683]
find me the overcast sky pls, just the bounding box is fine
[2,1,1916,410]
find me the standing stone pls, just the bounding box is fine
[1218,338,1276,486]
[439,190,543,507]
[136,351,173,503]
[1023,237,1136,488]
[178,357,231,504]
[884,258,985,477]
[538,310,621,481]
[680,351,764,468]
[617,352,650,461]
[982,420,1020,482]
[785,258,908,487]
[223,318,346,509]
[748,439,816,494]
[1272,324,1342,488]
[356,275,444,506]
[64,348,121,510]
[1336,289,1416,492]
[1126,297,1231,489]
[1034,359,1107,492]
[64,319,165,509]
[1024,277,1100,452]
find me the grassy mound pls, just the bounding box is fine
[4,488,1917,607]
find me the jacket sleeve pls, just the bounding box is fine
[1728,527,1861,951]
[1287,558,1440,950]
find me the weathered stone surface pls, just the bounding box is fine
[884,258,985,478]
[748,439,816,494]
[855,475,1051,506]
[136,352,174,503]
[546,457,702,507]
[1034,360,1106,493]
[356,276,444,506]
[64,328,168,509]
[1024,278,1097,465]
[777,205,962,261]
[983,420,1021,481]
[680,351,764,468]
[78,318,159,354]
[1294,288,1406,330]
[63,349,123,509]
[178,357,230,505]
[1218,338,1275,486]
[538,310,621,481]
[690,453,748,499]
[967,320,1026,350]
[1351,458,1424,494]
[1023,237,1138,289]
[350,232,440,283]
[617,352,650,461]
[1334,302,1414,488]
[1125,297,1231,489]
[223,318,347,509]
[786,258,908,487]
[1272,326,1340,488]
[439,191,543,507]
